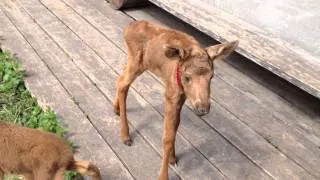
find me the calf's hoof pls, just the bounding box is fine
[169,156,177,165]
[113,104,120,115]
[122,137,132,146]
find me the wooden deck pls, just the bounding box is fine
[0,0,319,179]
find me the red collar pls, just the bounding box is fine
[176,64,183,88]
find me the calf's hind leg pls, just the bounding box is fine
[113,51,142,146]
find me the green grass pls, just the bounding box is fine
[0,50,79,179]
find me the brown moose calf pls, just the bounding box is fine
[0,122,102,180]
[114,21,238,180]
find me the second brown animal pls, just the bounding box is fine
[0,122,102,180]
[114,21,238,180]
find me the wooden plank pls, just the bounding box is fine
[64,0,320,179]
[17,0,224,179]
[49,0,318,179]
[0,1,178,180]
[123,5,320,178]
[0,7,133,180]
[148,0,320,100]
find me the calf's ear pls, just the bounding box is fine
[206,40,239,60]
[164,44,190,60]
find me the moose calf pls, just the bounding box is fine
[0,122,102,180]
[114,21,238,180]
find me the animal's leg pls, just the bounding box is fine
[114,51,142,146]
[159,98,179,180]
[169,117,179,165]
[169,96,185,165]
[0,168,4,180]
[53,168,66,180]
[113,50,142,114]
[22,172,34,180]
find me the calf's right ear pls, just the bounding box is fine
[206,40,239,61]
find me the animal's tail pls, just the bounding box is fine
[68,160,102,180]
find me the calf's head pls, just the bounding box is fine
[165,41,238,116]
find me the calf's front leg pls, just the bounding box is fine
[169,95,185,165]
[159,97,181,180]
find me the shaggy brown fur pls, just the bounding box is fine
[113,21,238,180]
[0,122,102,180]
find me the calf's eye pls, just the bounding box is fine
[184,75,191,83]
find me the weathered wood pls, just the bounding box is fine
[108,0,148,10]
[54,0,318,179]
[18,0,225,179]
[148,0,320,100]
[0,7,133,180]
[1,1,180,179]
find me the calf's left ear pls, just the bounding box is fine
[206,40,239,60]
[164,44,190,60]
